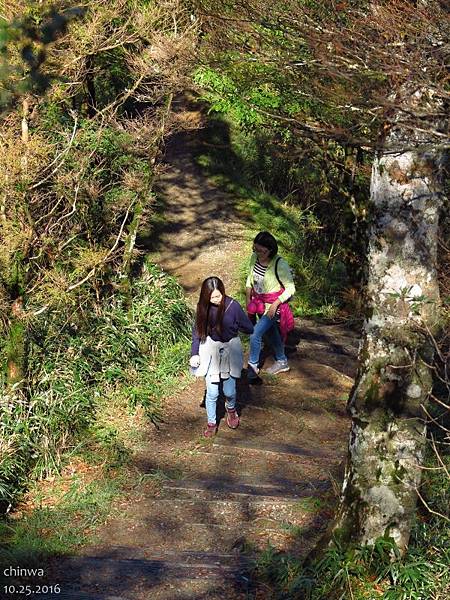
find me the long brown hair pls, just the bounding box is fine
[196,277,226,342]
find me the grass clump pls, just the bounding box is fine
[0,261,192,511]
[0,465,124,578]
[251,453,450,599]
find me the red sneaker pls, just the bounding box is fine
[204,423,217,438]
[226,408,240,429]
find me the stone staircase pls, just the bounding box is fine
[39,320,357,599]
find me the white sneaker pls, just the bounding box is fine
[265,360,290,375]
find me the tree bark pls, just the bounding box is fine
[119,199,143,303]
[333,93,445,553]
[5,99,30,389]
[85,56,97,118]
[6,299,27,387]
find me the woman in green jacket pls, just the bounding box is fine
[246,231,295,378]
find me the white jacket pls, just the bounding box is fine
[192,336,243,382]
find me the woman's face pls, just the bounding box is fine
[253,243,271,260]
[210,289,223,305]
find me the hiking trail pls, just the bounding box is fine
[47,124,358,600]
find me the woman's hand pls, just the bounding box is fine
[267,299,281,319]
[189,355,200,368]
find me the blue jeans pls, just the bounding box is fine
[205,374,236,425]
[248,315,286,366]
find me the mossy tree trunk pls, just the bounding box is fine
[119,199,143,304]
[333,92,445,553]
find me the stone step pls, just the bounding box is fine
[137,429,347,481]
[92,521,240,554]
[68,548,251,567]
[202,437,342,460]
[300,337,358,355]
[89,492,325,554]
[302,357,356,379]
[242,403,347,429]
[236,399,349,425]
[52,552,252,599]
[121,496,320,524]
[295,320,359,344]
[72,546,249,562]
[149,449,329,482]
[57,579,248,600]
[161,475,330,501]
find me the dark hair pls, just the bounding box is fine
[196,277,226,342]
[253,231,278,259]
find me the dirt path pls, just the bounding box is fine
[46,130,358,599]
[147,130,248,303]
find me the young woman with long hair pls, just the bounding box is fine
[190,277,254,437]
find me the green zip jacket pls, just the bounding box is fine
[246,253,295,305]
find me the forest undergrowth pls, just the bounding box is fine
[0,0,196,571]
[0,262,192,571]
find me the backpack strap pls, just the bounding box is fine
[275,257,283,288]
[275,257,292,303]
[225,298,234,313]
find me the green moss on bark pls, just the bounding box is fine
[6,319,27,386]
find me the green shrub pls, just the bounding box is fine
[0,262,192,509]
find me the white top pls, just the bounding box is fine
[191,336,244,383]
[252,260,268,294]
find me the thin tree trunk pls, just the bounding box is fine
[333,97,444,552]
[5,99,30,389]
[118,93,173,301]
[119,199,143,303]
[6,299,27,387]
[86,56,97,118]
